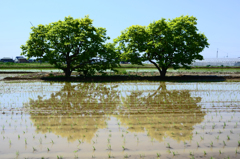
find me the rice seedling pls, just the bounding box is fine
[227,135,230,140]
[122,146,125,150]
[204,151,207,155]
[167,143,171,148]
[108,144,111,150]
[189,151,194,156]
[210,141,213,147]
[93,146,96,151]
[156,153,160,157]
[139,153,145,158]
[172,151,176,156]
[212,124,215,129]
[124,154,129,158]
[108,154,114,158]
[223,140,226,146]
[16,150,19,157]
[57,155,63,159]
[219,150,222,154]
[74,154,78,158]
[39,137,42,144]
[32,147,36,151]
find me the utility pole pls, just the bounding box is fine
[30,21,34,27]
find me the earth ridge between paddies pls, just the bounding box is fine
[2,71,240,82]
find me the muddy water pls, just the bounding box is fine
[0,80,240,159]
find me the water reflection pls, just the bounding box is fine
[117,82,206,142]
[27,82,121,115]
[27,82,205,143]
[28,83,120,142]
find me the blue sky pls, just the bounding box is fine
[1,0,239,59]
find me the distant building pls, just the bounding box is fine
[28,59,36,63]
[15,56,24,63]
[0,57,14,63]
[18,58,29,63]
[235,62,240,66]
[15,56,29,63]
[191,58,240,67]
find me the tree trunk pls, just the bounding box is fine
[160,68,167,77]
[64,53,73,77]
[149,60,161,75]
[64,69,72,77]
[149,60,167,77]
[64,53,72,77]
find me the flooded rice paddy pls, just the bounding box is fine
[0,80,240,159]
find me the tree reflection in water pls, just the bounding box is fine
[27,82,205,143]
[116,82,205,142]
[28,82,120,143]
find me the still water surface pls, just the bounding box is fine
[0,80,240,158]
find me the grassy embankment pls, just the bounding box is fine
[0,62,54,68]
[0,62,240,74]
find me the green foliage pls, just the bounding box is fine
[114,15,209,76]
[21,15,120,77]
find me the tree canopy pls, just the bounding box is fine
[114,15,209,77]
[21,16,120,77]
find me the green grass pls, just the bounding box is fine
[0,62,54,68]
[1,62,239,72]
[116,67,240,73]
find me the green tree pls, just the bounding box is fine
[114,16,209,77]
[21,16,119,77]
